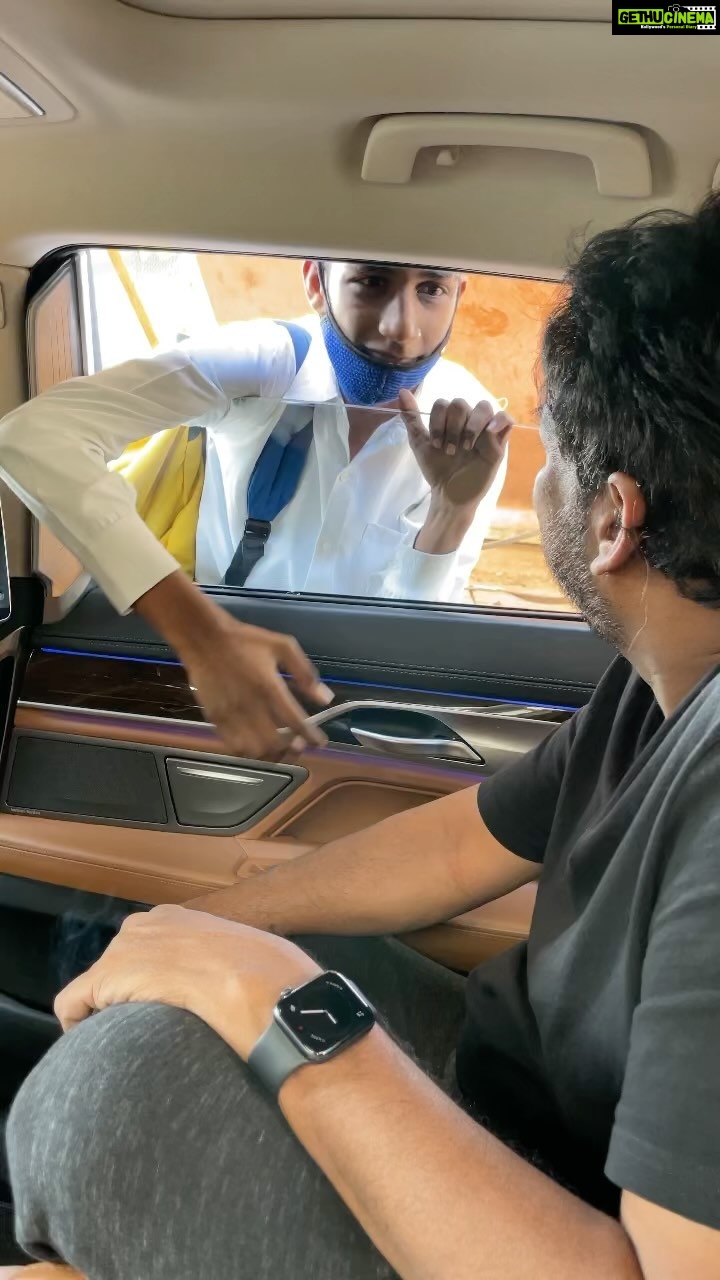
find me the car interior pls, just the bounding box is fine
[0,0,717,1264]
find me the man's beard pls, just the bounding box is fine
[541,499,625,649]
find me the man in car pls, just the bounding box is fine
[7,193,720,1280]
[0,260,511,758]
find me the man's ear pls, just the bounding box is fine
[590,473,647,578]
[456,275,467,302]
[303,260,325,315]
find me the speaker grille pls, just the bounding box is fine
[7,737,168,824]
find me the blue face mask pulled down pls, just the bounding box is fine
[320,316,443,407]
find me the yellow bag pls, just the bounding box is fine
[107,321,312,578]
[108,426,205,577]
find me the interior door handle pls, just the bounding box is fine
[350,727,484,765]
[361,113,652,197]
[303,700,485,765]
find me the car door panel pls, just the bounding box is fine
[0,821,535,972]
[0,554,607,1025]
[0,473,604,1253]
[0,596,594,973]
[2,699,531,969]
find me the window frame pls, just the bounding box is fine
[29,244,578,628]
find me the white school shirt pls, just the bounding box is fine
[0,314,506,614]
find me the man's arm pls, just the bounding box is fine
[375,391,510,602]
[0,335,331,756]
[2,1087,697,1280]
[379,455,509,603]
[186,785,540,933]
[409,394,510,556]
[280,1027,700,1280]
[54,904,701,1280]
[277,763,720,1280]
[0,352,214,615]
[0,328,293,614]
[134,571,330,757]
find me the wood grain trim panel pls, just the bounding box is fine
[21,650,202,721]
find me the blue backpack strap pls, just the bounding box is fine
[224,321,314,587]
[276,319,311,373]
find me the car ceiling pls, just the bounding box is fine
[0,0,717,274]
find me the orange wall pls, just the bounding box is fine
[198,256,564,511]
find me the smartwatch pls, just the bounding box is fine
[248,970,376,1095]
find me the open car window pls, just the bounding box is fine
[66,248,571,615]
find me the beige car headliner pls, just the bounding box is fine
[0,0,716,274]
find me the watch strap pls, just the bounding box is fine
[248,1018,309,1095]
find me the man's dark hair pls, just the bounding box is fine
[542,191,720,606]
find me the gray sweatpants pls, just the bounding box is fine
[6,936,468,1280]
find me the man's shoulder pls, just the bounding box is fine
[286,314,337,400]
[606,662,720,812]
[174,312,331,403]
[670,667,720,757]
[650,679,720,888]
[578,655,649,725]
[183,314,315,353]
[560,657,660,784]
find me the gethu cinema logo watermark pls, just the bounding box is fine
[615,4,717,29]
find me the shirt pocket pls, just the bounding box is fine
[358,521,406,598]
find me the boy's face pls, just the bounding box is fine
[304,260,464,364]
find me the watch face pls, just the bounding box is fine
[276,972,375,1057]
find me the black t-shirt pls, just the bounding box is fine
[456,656,720,1227]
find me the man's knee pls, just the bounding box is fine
[6,1001,395,1280]
[9,1004,182,1161]
[6,1002,239,1262]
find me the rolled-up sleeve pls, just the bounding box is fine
[0,355,228,612]
[375,450,508,603]
[0,322,295,614]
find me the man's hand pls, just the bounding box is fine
[181,618,331,761]
[54,905,320,1062]
[134,571,332,759]
[399,389,512,513]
